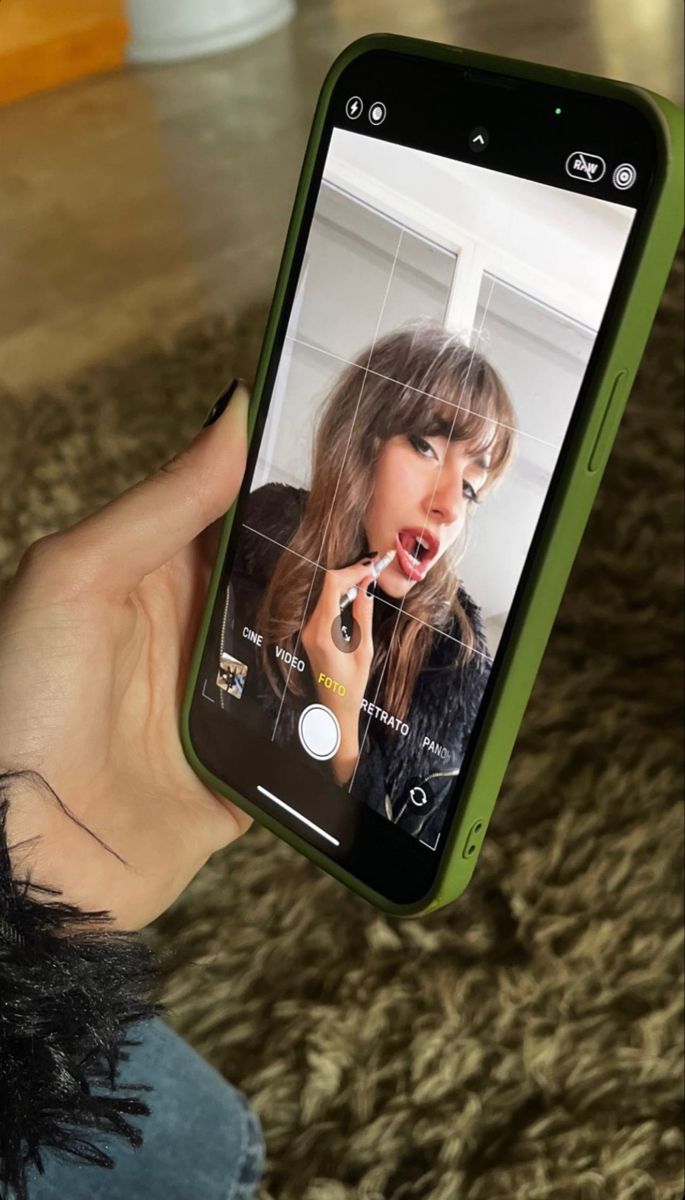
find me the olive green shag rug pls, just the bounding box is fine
[0,249,683,1200]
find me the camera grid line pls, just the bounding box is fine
[241,522,494,663]
[284,333,560,453]
[348,262,503,798]
[270,226,407,741]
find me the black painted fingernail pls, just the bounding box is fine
[202,378,240,427]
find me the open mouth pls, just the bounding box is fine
[395,528,440,582]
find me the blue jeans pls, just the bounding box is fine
[21,1018,266,1200]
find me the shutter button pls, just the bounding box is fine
[298,704,341,761]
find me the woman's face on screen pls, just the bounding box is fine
[363,431,490,600]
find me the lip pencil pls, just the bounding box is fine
[339,549,396,612]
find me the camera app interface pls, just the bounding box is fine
[199,122,637,855]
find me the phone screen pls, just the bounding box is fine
[188,48,660,904]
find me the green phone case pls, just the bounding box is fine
[181,34,684,918]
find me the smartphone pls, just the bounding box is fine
[181,35,684,917]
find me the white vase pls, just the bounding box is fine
[125,0,295,64]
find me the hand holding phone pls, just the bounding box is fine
[182,36,683,916]
[1,384,252,932]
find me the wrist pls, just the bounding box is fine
[309,679,364,784]
[4,772,123,927]
[331,729,360,786]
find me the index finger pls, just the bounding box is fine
[317,554,379,621]
[352,573,375,645]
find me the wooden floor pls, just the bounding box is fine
[0,0,682,394]
[0,0,126,107]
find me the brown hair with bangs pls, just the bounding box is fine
[258,320,517,720]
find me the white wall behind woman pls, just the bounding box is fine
[253,184,455,493]
[326,129,634,331]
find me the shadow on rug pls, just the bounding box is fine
[0,248,683,1200]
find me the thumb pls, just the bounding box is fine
[62,380,250,597]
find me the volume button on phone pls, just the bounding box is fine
[588,370,628,473]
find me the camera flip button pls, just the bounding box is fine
[402,777,434,808]
[587,370,628,474]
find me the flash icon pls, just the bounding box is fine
[345,96,363,120]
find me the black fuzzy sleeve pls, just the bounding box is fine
[0,773,161,1200]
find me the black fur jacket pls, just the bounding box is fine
[207,482,493,847]
[0,773,159,1200]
